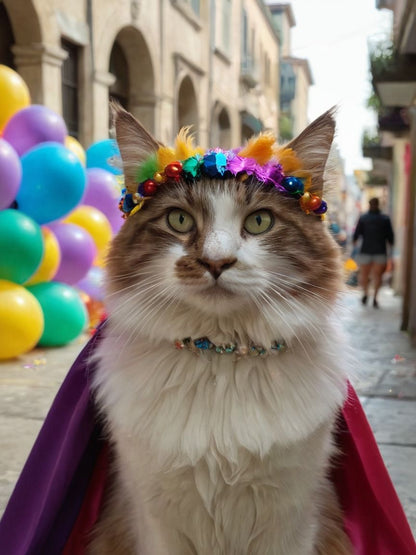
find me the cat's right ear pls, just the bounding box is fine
[111,102,161,192]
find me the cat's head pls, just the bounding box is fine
[106,105,342,344]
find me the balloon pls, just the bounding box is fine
[0,209,43,284]
[83,168,124,233]
[0,138,21,209]
[25,227,61,285]
[27,282,87,347]
[17,142,86,224]
[86,139,122,175]
[49,222,96,285]
[2,105,68,157]
[65,205,112,256]
[65,135,86,166]
[0,280,44,359]
[76,266,105,301]
[0,65,30,131]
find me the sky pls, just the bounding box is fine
[270,0,393,175]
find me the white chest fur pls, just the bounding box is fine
[92,326,347,554]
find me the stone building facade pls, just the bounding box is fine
[0,0,281,149]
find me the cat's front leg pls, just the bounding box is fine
[87,470,196,555]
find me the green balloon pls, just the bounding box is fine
[27,282,87,346]
[0,209,44,284]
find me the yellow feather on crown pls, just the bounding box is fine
[156,146,176,170]
[175,127,199,160]
[274,147,302,174]
[238,132,276,164]
[157,128,204,170]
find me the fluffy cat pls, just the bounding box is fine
[88,105,352,554]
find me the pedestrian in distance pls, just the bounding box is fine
[352,197,394,308]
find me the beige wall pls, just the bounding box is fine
[2,0,280,149]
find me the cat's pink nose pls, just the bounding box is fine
[197,257,237,280]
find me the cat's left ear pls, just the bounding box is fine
[286,107,336,196]
[111,102,162,192]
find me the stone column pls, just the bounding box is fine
[92,70,116,140]
[406,106,416,344]
[12,43,67,113]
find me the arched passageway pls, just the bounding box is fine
[177,75,199,140]
[109,26,156,133]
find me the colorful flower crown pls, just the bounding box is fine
[119,130,328,218]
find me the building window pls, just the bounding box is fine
[242,9,248,60]
[222,0,231,53]
[61,39,79,138]
[184,0,199,15]
[190,0,200,14]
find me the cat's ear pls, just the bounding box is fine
[286,107,336,195]
[111,102,161,192]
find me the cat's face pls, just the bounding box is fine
[106,106,341,341]
[106,178,341,336]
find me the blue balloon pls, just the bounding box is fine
[86,139,122,175]
[17,142,86,224]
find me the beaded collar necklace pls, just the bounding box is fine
[174,336,287,358]
[119,130,328,219]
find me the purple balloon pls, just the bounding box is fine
[0,138,22,209]
[76,266,105,301]
[83,168,123,233]
[3,105,68,157]
[50,222,97,285]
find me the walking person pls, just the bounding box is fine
[352,197,394,308]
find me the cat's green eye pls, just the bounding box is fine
[244,210,274,235]
[167,209,195,233]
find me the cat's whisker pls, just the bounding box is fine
[266,281,331,310]
[265,284,328,339]
[266,270,336,293]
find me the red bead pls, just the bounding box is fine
[142,179,158,196]
[165,161,183,180]
[309,195,322,211]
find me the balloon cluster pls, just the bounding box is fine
[0,65,124,359]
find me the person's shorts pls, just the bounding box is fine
[356,253,387,265]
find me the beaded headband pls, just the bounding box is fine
[119,129,328,219]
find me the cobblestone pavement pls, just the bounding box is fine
[0,287,415,537]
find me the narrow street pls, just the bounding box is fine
[0,286,415,537]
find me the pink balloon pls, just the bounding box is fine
[0,138,21,209]
[83,168,123,233]
[3,105,68,156]
[50,222,96,285]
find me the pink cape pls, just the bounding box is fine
[0,325,415,554]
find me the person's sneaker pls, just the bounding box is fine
[373,299,379,309]
[361,295,368,305]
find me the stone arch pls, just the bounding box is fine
[2,0,42,45]
[211,102,231,149]
[177,75,199,141]
[109,26,156,134]
[0,3,15,68]
[2,1,47,105]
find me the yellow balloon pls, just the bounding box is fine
[0,280,44,359]
[65,136,86,166]
[0,65,31,131]
[65,206,112,255]
[26,227,61,285]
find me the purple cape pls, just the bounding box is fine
[0,324,415,554]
